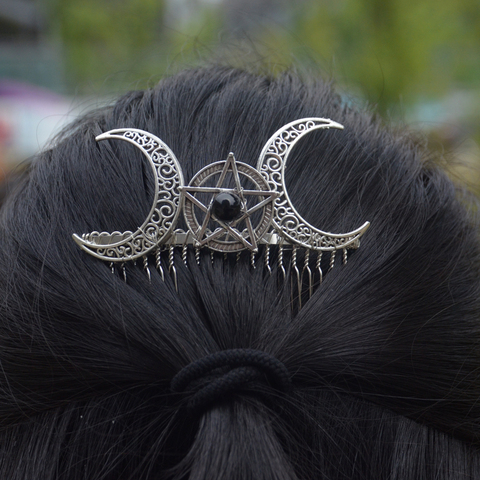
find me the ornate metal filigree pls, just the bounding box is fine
[181,153,279,253]
[73,121,370,299]
[256,118,370,251]
[72,129,184,261]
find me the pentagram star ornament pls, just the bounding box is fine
[180,153,280,253]
[73,120,370,302]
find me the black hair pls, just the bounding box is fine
[1,66,480,479]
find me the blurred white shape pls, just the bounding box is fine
[0,80,90,163]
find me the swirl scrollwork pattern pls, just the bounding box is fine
[73,128,184,261]
[257,118,369,251]
[182,156,277,253]
[74,120,370,267]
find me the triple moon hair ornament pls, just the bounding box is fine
[73,118,370,299]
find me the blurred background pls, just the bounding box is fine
[1,0,479,188]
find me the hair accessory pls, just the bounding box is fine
[73,118,370,300]
[170,349,291,415]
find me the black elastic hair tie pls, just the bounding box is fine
[171,349,292,415]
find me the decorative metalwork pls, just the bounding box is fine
[73,120,370,301]
[72,129,184,261]
[181,153,279,253]
[257,118,370,251]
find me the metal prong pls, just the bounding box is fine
[236,251,241,264]
[156,248,165,281]
[143,256,151,283]
[122,263,127,283]
[343,248,348,265]
[302,249,313,298]
[195,246,200,266]
[316,251,323,284]
[182,232,190,268]
[251,250,256,269]
[329,250,336,272]
[110,262,115,275]
[169,246,178,292]
[265,244,271,274]
[278,241,286,280]
[182,244,188,267]
[292,246,301,308]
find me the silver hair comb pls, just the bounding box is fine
[73,118,370,301]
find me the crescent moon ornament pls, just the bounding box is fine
[72,128,184,262]
[73,120,370,304]
[256,118,370,251]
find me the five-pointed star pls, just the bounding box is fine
[180,153,279,252]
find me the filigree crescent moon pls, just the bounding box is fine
[256,118,370,251]
[72,128,184,262]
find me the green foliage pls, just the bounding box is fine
[50,0,165,91]
[49,0,480,114]
[45,0,480,189]
[165,5,223,64]
[290,0,480,111]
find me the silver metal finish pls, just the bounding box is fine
[73,129,184,261]
[329,250,336,272]
[278,241,286,280]
[265,244,271,274]
[303,249,313,298]
[316,251,323,284]
[256,118,370,251]
[181,153,279,253]
[73,121,370,303]
[143,256,151,283]
[155,248,164,281]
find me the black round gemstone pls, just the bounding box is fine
[212,192,242,222]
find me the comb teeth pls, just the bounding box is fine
[265,244,271,275]
[155,248,164,281]
[76,122,369,301]
[169,246,178,292]
[107,242,353,310]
